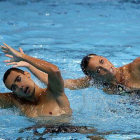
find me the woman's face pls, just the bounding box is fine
[86,55,116,82]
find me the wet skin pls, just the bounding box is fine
[3,70,72,118]
[5,71,35,99]
[0,43,72,118]
[86,56,117,83]
[65,55,140,94]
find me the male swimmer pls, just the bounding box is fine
[64,54,140,95]
[0,43,71,118]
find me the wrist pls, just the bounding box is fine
[26,63,30,68]
[20,53,26,61]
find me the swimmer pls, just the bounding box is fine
[0,43,71,118]
[64,54,140,95]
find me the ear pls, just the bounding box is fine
[24,71,31,78]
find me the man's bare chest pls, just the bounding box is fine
[20,97,62,118]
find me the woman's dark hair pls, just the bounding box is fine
[80,54,97,76]
[3,68,24,84]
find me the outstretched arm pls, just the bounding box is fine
[1,43,64,94]
[64,76,92,90]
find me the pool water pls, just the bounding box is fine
[0,0,140,139]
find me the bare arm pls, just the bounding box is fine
[0,92,17,108]
[1,43,64,94]
[22,55,64,94]
[27,64,49,85]
[64,76,92,90]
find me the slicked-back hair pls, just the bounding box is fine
[80,54,97,76]
[3,68,24,84]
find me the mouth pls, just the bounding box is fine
[24,87,29,94]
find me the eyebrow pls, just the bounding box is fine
[10,75,20,90]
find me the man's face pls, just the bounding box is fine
[86,55,116,82]
[5,70,35,98]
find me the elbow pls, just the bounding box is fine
[54,66,60,73]
[51,66,61,75]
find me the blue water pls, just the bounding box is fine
[0,0,140,139]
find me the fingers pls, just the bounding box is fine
[6,62,23,68]
[4,60,11,63]
[2,50,9,53]
[1,45,8,50]
[19,47,24,54]
[6,62,17,66]
[12,65,18,68]
[5,54,13,58]
[4,59,14,63]
[1,45,9,52]
[1,45,10,56]
[2,43,15,52]
[7,63,18,68]
[3,43,10,48]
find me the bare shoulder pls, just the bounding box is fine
[0,92,15,100]
[127,57,140,80]
[0,92,19,108]
[0,92,32,108]
[132,57,140,65]
[130,57,140,71]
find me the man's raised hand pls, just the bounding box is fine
[1,43,25,65]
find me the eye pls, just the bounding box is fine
[17,76,21,82]
[96,67,100,74]
[100,59,104,64]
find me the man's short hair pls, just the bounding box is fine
[3,68,24,84]
[80,54,97,76]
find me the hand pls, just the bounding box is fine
[7,61,30,68]
[1,43,25,65]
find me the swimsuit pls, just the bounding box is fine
[117,84,140,95]
[117,84,130,95]
[90,79,140,95]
